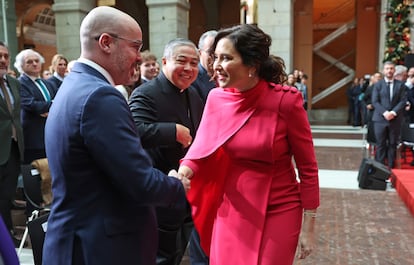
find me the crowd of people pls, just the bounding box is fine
[346,63,414,168]
[0,6,320,265]
[285,69,309,110]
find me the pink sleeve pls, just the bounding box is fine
[281,91,320,209]
[180,159,199,175]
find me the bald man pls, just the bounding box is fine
[42,7,189,265]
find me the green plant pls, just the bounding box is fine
[383,0,412,65]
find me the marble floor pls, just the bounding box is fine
[16,169,364,265]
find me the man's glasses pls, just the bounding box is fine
[94,33,143,52]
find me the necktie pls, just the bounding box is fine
[35,78,51,102]
[387,81,393,101]
[0,78,17,140]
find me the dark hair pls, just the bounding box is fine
[0,41,7,48]
[210,24,287,84]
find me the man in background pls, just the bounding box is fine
[372,61,407,169]
[191,30,217,103]
[129,38,203,265]
[14,49,57,164]
[0,41,24,246]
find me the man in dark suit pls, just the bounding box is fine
[129,38,203,265]
[14,49,57,164]
[404,67,414,166]
[0,41,24,243]
[42,7,189,265]
[191,30,217,104]
[372,61,407,168]
[405,67,414,123]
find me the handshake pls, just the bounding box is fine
[168,165,193,193]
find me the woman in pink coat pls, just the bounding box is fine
[179,24,320,265]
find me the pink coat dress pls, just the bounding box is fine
[181,80,320,265]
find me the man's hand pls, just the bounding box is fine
[176,124,192,148]
[383,111,395,121]
[168,169,191,193]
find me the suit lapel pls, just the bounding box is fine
[0,92,8,112]
[6,76,19,103]
[20,74,45,100]
[0,76,17,113]
[391,81,402,105]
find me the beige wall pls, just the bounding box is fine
[355,0,380,76]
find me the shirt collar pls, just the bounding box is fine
[22,73,41,82]
[53,71,64,81]
[77,57,115,86]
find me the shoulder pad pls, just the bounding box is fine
[269,83,282,91]
[282,85,298,93]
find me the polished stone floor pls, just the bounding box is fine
[14,125,414,265]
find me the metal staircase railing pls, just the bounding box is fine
[312,20,356,104]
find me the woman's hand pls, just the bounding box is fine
[297,210,317,259]
[178,165,194,179]
[168,169,191,193]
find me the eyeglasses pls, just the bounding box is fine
[94,33,143,52]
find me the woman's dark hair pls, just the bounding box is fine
[209,24,287,84]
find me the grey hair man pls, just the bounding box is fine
[129,38,203,265]
[191,30,218,103]
[15,48,57,163]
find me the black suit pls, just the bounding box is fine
[191,64,216,104]
[18,74,57,163]
[0,74,24,232]
[129,71,204,265]
[363,84,376,143]
[46,75,63,91]
[372,78,407,168]
[129,72,204,172]
[406,85,414,123]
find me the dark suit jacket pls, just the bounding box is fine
[406,86,414,122]
[191,64,216,103]
[42,62,187,265]
[18,74,57,163]
[372,79,407,124]
[129,71,204,174]
[0,75,24,164]
[46,75,63,91]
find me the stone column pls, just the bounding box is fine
[257,0,293,72]
[378,0,387,69]
[52,0,95,61]
[0,0,18,59]
[146,0,190,59]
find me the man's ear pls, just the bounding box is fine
[97,33,113,53]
